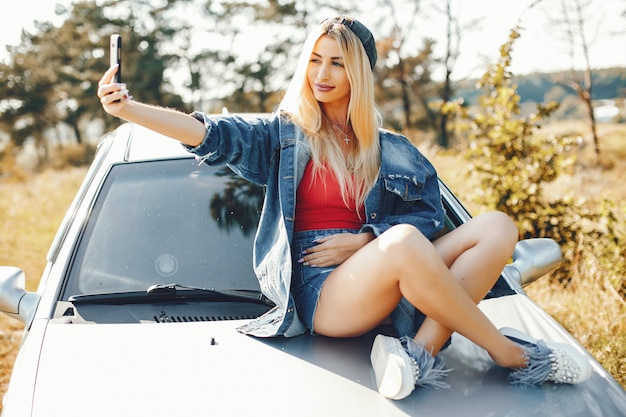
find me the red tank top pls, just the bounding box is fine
[294,160,364,232]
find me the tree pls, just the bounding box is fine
[0,2,118,151]
[435,0,458,147]
[548,0,603,157]
[372,0,440,132]
[371,0,482,144]
[430,0,481,148]
[187,0,354,113]
[0,0,190,161]
[0,0,447,162]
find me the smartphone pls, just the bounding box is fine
[110,34,122,83]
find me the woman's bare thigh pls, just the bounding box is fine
[312,242,401,336]
[312,225,434,337]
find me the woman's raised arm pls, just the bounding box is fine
[96,65,206,147]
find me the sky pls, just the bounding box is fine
[1,0,624,81]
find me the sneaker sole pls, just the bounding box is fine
[370,334,415,400]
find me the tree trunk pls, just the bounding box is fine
[71,121,82,145]
[398,58,412,130]
[439,69,452,148]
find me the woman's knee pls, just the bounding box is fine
[379,224,432,255]
[490,211,518,242]
[478,211,519,251]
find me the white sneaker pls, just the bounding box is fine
[370,334,450,400]
[371,334,417,399]
[500,327,592,385]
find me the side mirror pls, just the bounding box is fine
[504,238,563,288]
[0,266,40,324]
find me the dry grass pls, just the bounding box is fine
[0,316,23,404]
[525,276,626,387]
[524,122,626,388]
[0,123,624,410]
[0,167,87,405]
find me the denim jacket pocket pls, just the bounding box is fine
[382,175,425,215]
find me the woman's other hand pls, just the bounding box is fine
[300,232,375,267]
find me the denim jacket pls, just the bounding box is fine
[186,112,444,337]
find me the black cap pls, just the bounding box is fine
[322,17,377,70]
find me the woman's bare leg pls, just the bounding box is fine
[414,211,519,355]
[313,220,526,368]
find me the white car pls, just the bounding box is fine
[1,121,625,416]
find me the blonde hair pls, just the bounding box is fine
[279,18,381,210]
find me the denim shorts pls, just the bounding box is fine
[290,228,450,349]
[291,228,360,333]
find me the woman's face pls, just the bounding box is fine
[307,35,351,110]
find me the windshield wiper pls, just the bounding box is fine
[68,283,274,307]
[147,283,274,306]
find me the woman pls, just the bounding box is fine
[97,16,591,400]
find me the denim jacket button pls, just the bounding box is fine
[370,212,377,220]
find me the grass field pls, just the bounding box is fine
[0,167,88,401]
[0,124,624,409]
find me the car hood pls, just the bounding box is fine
[12,295,626,417]
[28,320,405,417]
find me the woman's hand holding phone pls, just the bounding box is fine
[97,34,131,114]
[97,66,130,107]
[96,33,205,146]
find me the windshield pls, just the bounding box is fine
[62,159,264,300]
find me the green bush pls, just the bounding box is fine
[441,27,625,300]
